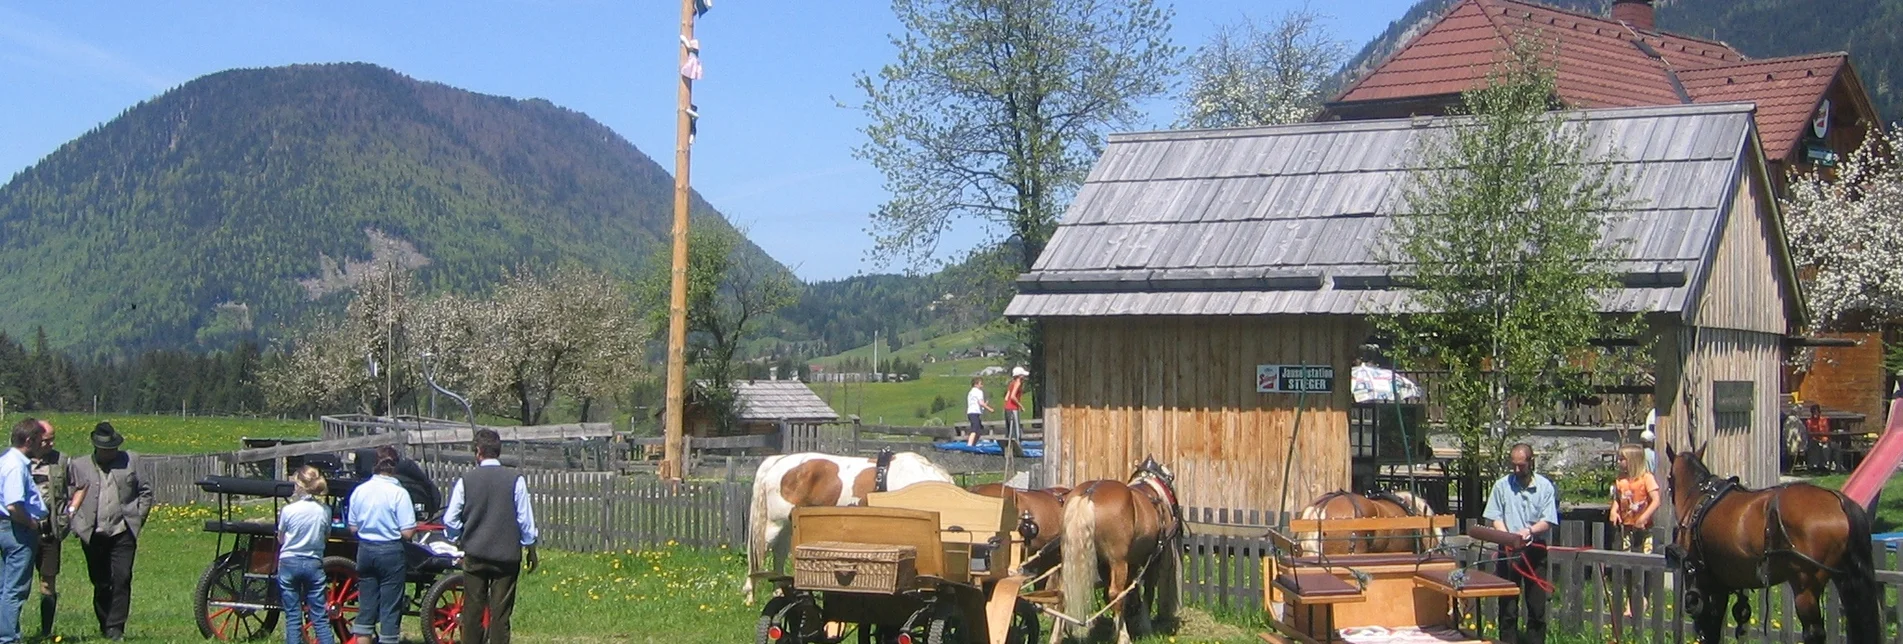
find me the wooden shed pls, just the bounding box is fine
[666,379,840,438]
[1006,103,1804,513]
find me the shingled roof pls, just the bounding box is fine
[695,380,839,422]
[1329,0,1871,163]
[1005,103,1801,323]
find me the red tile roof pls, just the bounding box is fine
[1332,0,1860,162]
[1678,53,1847,159]
[1337,0,1744,108]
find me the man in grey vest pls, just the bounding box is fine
[66,423,151,641]
[443,429,538,644]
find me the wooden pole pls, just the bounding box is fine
[661,0,698,481]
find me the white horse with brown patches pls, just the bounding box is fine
[742,451,954,602]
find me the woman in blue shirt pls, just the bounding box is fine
[278,467,335,644]
[346,457,415,644]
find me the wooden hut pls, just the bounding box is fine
[1006,103,1803,513]
[666,379,839,438]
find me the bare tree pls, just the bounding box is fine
[1178,9,1346,128]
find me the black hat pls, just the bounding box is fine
[91,422,124,450]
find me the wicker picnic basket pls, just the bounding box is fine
[793,541,919,594]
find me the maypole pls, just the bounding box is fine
[662,0,710,481]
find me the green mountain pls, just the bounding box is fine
[1344,0,1903,124]
[0,62,773,353]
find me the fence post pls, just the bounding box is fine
[598,475,612,551]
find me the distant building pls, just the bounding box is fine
[660,379,839,437]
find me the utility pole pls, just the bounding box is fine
[663,0,708,481]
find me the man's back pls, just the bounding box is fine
[458,466,525,563]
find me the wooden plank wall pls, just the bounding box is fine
[1044,316,1360,512]
[1692,162,1792,336]
[1655,324,1784,488]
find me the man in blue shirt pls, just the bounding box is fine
[444,429,538,644]
[0,420,51,644]
[346,456,415,644]
[1482,443,1558,644]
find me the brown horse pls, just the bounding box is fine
[1297,490,1439,555]
[1664,445,1881,644]
[968,483,1067,572]
[1061,457,1183,644]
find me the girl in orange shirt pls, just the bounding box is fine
[1610,443,1660,618]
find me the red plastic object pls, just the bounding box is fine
[1841,398,1903,510]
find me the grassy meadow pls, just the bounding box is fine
[1,412,319,456]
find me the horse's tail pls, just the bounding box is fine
[1834,492,1882,643]
[1062,490,1101,633]
[743,464,776,602]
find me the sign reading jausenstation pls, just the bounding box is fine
[1257,365,1336,394]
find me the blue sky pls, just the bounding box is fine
[0,0,1418,282]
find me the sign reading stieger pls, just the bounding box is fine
[1257,365,1336,394]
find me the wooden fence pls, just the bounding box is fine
[138,453,227,505]
[412,461,750,551]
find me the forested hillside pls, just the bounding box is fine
[1344,0,1902,123]
[0,62,776,353]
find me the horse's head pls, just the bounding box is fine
[1664,443,1710,519]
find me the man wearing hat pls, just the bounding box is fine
[66,423,152,641]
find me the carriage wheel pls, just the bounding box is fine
[757,593,824,643]
[319,556,359,643]
[194,553,281,640]
[423,572,485,644]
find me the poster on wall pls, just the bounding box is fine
[1257,364,1336,393]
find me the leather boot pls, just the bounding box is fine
[38,593,55,638]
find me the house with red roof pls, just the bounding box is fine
[1324,0,1893,432]
[1325,0,1881,194]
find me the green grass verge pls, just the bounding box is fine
[2,412,320,456]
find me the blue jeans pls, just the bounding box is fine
[351,541,407,644]
[279,556,335,644]
[0,524,36,643]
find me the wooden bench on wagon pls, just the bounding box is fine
[1258,514,1518,644]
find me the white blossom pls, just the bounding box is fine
[1782,128,1903,327]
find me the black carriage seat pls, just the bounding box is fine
[196,476,295,498]
[201,520,356,540]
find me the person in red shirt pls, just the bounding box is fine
[1805,404,1830,443]
[1004,367,1028,441]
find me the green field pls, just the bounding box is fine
[0,412,319,456]
[812,357,1036,426]
[810,322,1019,369]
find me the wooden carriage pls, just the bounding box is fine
[755,482,1044,644]
[1259,516,1520,644]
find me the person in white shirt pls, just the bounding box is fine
[277,467,335,644]
[965,377,994,446]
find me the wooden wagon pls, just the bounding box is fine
[1258,516,1521,644]
[753,482,1045,644]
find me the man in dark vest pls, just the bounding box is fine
[443,429,538,644]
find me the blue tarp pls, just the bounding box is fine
[934,440,1043,458]
[1873,532,1903,549]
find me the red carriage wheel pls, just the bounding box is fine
[320,556,360,643]
[194,553,280,640]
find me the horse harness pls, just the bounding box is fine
[873,448,894,493]
[1670,475,1844,585]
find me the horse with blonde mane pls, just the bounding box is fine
[1296,489,1440,555]
[742,451,953,603]
[1061,457,1183,644]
